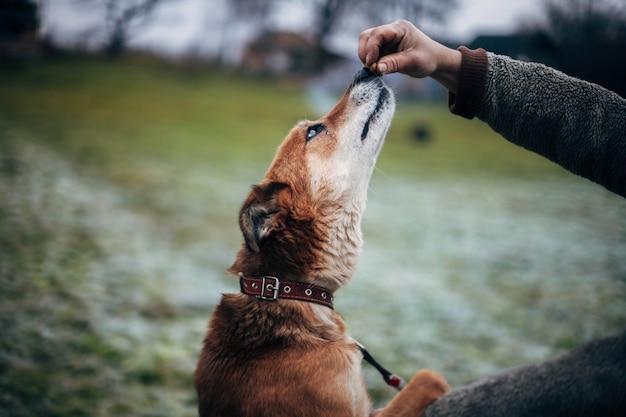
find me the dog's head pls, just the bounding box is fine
[229,69,395,291]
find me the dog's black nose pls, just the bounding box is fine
[353,67,377,84]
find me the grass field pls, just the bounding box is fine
[1,55,625,415]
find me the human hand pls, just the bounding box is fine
[358,20,462,93]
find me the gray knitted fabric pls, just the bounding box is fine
[478,53,626,198]
[423,330,626,417]
[421,54,626,416]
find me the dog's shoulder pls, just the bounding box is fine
[203,293,348,355]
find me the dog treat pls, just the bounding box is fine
[369,62,378,75]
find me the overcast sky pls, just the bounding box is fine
[448,0,543,39]
[42,0,545,59]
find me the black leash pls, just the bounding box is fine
[357,341,406,391]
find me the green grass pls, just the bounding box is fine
[1,55,624,414]
[1,56,307,173]
[382,104,565,178]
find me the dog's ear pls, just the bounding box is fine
[239,182,289,253]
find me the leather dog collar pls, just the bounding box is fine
[239,273,334,309]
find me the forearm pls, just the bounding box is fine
[450,48,626,198]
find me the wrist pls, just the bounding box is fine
[431,47,462,93]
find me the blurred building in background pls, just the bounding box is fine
[241,30,346,77]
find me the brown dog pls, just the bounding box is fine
[195,68,449,417]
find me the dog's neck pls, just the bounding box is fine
[239,274,335,308]
[310,202,364,291]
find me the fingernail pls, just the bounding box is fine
[378,62,388,74]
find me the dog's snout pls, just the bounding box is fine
[353,67,377,84]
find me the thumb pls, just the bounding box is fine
[377,50,432,79]
[376,55,398,75]
[377,52,414,75]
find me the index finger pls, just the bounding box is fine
[357,27,376,65]
[358,22,406,66]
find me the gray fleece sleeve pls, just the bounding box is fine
[423,330,626,417]
[477,53,626,198]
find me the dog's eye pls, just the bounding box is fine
[306,124,325,141]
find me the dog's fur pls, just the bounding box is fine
[194,71,449,416]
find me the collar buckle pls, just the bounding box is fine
[239,274,334,309]
[260,276,279,300]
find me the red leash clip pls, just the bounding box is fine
[357,341,407,391]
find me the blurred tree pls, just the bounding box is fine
[539,0,626,42]
[0,0,40,59]
[227,0,458,71]
[519,0,626,95]
[72,0,173,57]
[212,0,273,66]
[102,0,163,57]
